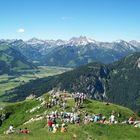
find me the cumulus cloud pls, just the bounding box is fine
[17,28,25,33]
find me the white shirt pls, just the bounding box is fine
[110,115,115,122]
[9,126,14,131]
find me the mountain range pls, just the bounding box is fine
[1,36,140,67]
[1,37,140,113]
[1,52,140,114]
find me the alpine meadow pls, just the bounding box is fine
[0,0,140,140]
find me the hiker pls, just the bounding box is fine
[61,123,67,133]
[74,93,77,103]
[5,124,15,134]
[45,102,49,109]
[52,125,57,133]
[109,114,115,124]
[75,115,80,125]
[52,115,57,124]
[54,110,59,118]
[48,118,53,131]
[93,114,99,122]
[23,127,29,134]
[84,118,89,125]
[81,93,84,104]
[18,128,23,134]
[9,124,15,133]
[62,102,66,110]
[129,116,134,124]
[70,115,75,124]
[117,112,121,118]
[99,116,106,124]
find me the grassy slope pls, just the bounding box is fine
[0,93,140,140]
[1,123,140,140]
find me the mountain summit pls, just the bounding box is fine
[68,36,96,46]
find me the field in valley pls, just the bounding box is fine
[0,66,71,97]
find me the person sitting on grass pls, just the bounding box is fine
[84,118,89,125]
[52,124,58,133]
[61,123,67,133]
[93,114,99,122]
[23,127,29,134]
[48,118,53,132]
[109,114,115,124]
[18,128,23,134]
[129,116,134,124]
[5,124,15,134]
[75,115,80,125]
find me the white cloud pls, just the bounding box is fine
[17,28,25,33]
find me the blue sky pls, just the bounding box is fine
[0,0,140,41]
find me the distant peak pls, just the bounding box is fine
[68,36,96,46]
[129,40,140,48]
[115,39,126,43]
[26,38,45,45]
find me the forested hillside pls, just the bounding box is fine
[1,53,140,113]
[0,45,36,75]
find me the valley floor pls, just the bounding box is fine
[0,66,71,97]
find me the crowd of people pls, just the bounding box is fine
[72,92,87,108]
[42,91,139,133]
[4,91,140,135]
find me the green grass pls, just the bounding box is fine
[0,123,140,140]
[0,93,140,140]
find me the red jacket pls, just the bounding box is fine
[23,129,28,134]
[48,120,53,127]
